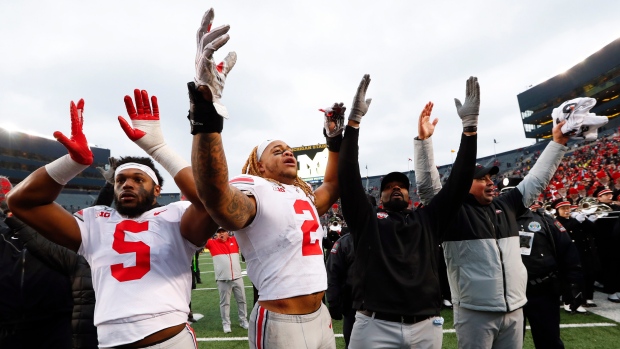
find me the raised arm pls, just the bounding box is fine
[414,102,442,206]
[117,89,217,245]
[516,121,569,207]
[189,9,255,231]
[7,216,78,275]
[7,100,90,251]
[422,77,479,232]
[338,75,373,241]
[314,103,346,216]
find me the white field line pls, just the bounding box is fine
[196,323,617,341]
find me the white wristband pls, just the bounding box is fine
[150,144,190,178]
[45,154,89,185]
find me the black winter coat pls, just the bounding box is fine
[5,216,98,349]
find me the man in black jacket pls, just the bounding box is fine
[338,77,479,348]
[0,176,74,349]
[326,229,355,348]
[518,198,583,349]
[416,101,573,348]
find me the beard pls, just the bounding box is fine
[383,198,408,211]
[114,186,158,218]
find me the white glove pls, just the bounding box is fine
[195,8,237,119]
[587,214,598,222]
[578,113,609,140]
[551,97,596,138]
[574,213,587,223]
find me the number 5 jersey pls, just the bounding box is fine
[75,201,199,348]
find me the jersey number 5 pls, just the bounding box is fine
[111,220,151,282]
[294,199,323,256]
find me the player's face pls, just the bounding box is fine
[470,174,495,205]
[557,206,571,218]
[380,181,409,210]
[114,168,161,217]
[258,141,297,185]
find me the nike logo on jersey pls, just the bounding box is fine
[154,210,167,216]
[10,236,18,240]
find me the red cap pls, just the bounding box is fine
[613,172,620,180]
[569,187,579,195]
[597,170,607,179]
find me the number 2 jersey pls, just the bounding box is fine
[75,201,199,347]
[230,175,327,301]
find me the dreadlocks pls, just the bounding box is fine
[242,146,315,205]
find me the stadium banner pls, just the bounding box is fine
[292,144,327,183]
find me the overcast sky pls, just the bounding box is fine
[2,0,620,193]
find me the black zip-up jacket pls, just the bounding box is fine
[0,215,73,346]
[326,232,355,314]
[518,210,583,296]
[5,216,98,349]
[338,126,476,316]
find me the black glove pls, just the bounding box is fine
[569,283,584,312]
[187,81,223,135]
[328,304,343,320]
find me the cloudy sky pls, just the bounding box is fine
[2,0,619,193]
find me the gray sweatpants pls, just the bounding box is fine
[453,305,523,349]
[249,302,336,349]
[349,311,443,349]
[217,278,248,326]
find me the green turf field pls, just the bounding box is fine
[190,253,620,349]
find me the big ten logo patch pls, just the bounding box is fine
[98,211,111,218]
[295,146,328,180]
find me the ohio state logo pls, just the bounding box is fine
[377,212,389,219]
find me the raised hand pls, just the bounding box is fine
[320,102,346,138]
[53,99,93,165]
[195,8,237,118]
[348,74,372,123]
[96,157,118,184]
[118,89,166,156]
[320,102,346,152]
[417,102,438,140]
[454,76,480,130]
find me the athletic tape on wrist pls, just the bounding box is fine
[45,154,89,185]
[149,145,190,178]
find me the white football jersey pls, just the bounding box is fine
[76,201,198,347]
[230,175,327,301]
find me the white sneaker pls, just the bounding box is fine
[564,304,587,313]
[442,299,453,308]
[608,293,620,303]
[240,319,249,329]
[223,324,232,333]
[585,299,597,307]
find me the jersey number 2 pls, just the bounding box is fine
[294,199,323,256]
[111,220,151,282]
